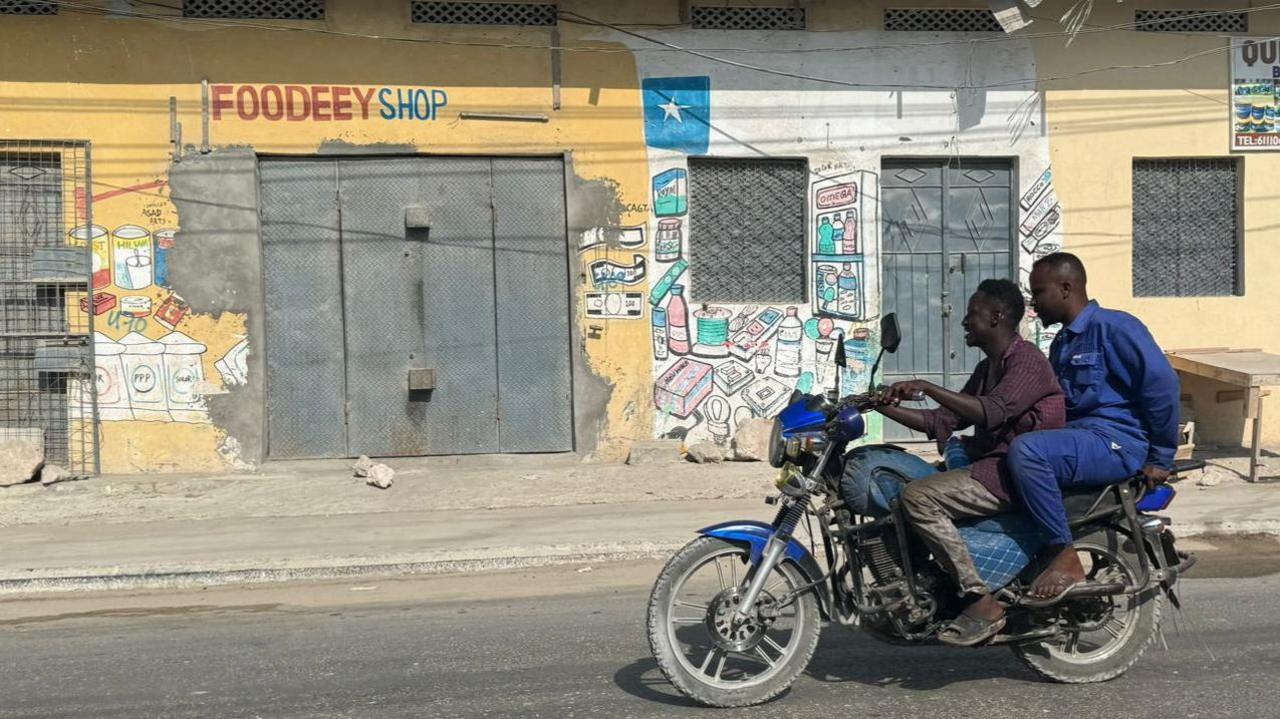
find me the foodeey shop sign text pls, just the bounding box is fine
[211,85,449,122]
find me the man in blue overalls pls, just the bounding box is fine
[1010,252,1180,605]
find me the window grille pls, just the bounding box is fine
[1134,9,1247,33]
[687,158,808,304]
[0,1,56,14]
[0,140,98,475]
[691,5,806,30]
[1132,159,1242,297]
[884,8,1003,32]
[182,0,326,20]
[411,2,557,25]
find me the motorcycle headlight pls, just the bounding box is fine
[767,418,787,468]
[786,434,827,458]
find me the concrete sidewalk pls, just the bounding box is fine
[0,449,1276,593]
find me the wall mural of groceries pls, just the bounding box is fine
[636,75,886,448]
[1231,38,1280,151]
[65,182,249,427]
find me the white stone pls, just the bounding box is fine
[352,455,376,478]
[731,418,775,462]
[686,442,727,464]
[0,429,44,487]
[39,464,74,485]
[366,463,394,489]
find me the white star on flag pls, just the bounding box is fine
[658,95,690,123]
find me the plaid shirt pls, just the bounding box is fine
[919,335,1066,501]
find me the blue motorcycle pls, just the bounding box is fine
[647,312,1202,707]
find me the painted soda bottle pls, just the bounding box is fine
[667,284,691,356]
[831,214,845,251]
[843,210,858,254]
[837,263,860,317]
[774,306,802,378]
[817,216,836,254]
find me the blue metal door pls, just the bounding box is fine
[880,160,1016,441]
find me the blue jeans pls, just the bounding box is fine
[1007,428,1143,546]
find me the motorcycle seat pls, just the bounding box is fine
[1061,480,1131,519]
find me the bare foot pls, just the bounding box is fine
[1029,545,1086,601]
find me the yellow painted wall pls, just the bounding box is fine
[0,1,655,471]
[1036,1,1280,446]
[3,0,1275,473]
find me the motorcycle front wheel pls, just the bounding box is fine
[646,536,822,708]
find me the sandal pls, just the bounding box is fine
[1021,569,1083,608]
[938,612,1006,647]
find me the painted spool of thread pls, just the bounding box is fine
[691,306,732,358]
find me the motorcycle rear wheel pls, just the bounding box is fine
[1012,527,1163,683]
[647,536,822,707]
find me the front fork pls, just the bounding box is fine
[732,444,835,623]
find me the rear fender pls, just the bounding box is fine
[698,520,832,620]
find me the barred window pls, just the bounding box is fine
[182,0,326,20]
[884,8,1003,32]
[691,6,806,30]
[1132,159,1243,297]
[411,2,557,25]
[687,158,808,303]
[0,1,56,14]
[1134,9,1247,33]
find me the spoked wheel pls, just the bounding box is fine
[1013,528,1163,683]
[647,537,822,707]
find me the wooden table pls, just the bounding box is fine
[1166,349,1280,482]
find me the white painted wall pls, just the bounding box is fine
[593,29,1064,446]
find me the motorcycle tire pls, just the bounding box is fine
[1012,526,1163,683]
[647,536,822,707]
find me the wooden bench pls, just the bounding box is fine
[1166,348,1280,483]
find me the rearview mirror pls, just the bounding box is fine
[834,330,847,368]
[881,313,902,354]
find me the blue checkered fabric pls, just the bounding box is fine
[839,447,1047,591]
[957,514,1047,591]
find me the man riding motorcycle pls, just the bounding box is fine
[1010,252,1181,605]
[841,278,1065,645]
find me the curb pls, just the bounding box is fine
[0,542,688,595]
[3,522,1277,596]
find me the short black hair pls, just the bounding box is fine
[975,278,1025,326]
[1033,251,1087,285]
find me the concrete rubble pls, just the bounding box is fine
[625,439,683,465]
[39,465,75,486]
[365,464,395,489]
[731,418,774,462]
[0,429,45,487]
[352,455,376,478]
[685,442,729,464]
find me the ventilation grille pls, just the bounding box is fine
[412,2,557,25]
[1134,9,1247,33]
[884,8,1003,32]
[691,6,806,30]
[1133,159,1241,298]
[687,158,808,304]
[0,1,56,14]
[182,0,326,19]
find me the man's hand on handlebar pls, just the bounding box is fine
[882,379,932,405]
[1141,464,1171,490]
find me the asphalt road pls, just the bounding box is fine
[2,538,1278,719]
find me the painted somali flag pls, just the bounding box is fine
[642,76,711,155]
